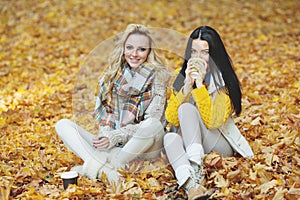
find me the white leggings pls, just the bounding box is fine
[164,103,233,171]
[55,118,165,167]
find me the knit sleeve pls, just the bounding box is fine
[165,92,180,126]
[143,82,167,120]
[100,129,128,149]
[191,86,232,129]
[165,88,190,126]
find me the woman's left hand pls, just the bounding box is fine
[92,135,110,149]
[193,71,205,88]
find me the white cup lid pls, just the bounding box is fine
[61,171,78,179]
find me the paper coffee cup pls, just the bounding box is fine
[191,71,199,79]
[188,57,207,72]
[61,171,78,190]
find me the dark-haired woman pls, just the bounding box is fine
[163,26,253,200]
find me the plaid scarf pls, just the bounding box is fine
[94,64,155,128]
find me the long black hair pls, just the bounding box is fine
[174,26,242,115]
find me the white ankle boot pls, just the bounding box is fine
[186,143,204,166]
[175,164,196,189]
[175,163,209,200]
[72,155,120,184]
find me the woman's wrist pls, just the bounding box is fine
[183,82,193,95]
[195,79,203,88]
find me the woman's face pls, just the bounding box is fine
[124,33,150,70]
[190,39,209,63]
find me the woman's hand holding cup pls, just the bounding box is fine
[187,57,208,87]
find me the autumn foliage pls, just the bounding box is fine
[0,0,299,199]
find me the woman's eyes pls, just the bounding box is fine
[139,47,147,52]
[125,46,147,52]
[126,45,134,50]
[202,50,209,55]
[191,49,209,55]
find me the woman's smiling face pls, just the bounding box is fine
[124,33,150,70]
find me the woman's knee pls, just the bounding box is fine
[55,119,73,137]
[136,118,164,138]
[178,103,197,113]
[140,117,162,128]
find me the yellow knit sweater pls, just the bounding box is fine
[165,85,232,129]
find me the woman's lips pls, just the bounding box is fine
[130,58,140,63]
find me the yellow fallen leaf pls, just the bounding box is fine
[214,173,228,188]
[288,187,300,195]
[250,116,262,125]
[259,180,278,194]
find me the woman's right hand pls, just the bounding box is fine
[92,135,110,149]
[183,65,195,94]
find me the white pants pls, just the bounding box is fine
[55,118,165,168]
[164,103,233,172]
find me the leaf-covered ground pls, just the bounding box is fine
[0,0,299,199]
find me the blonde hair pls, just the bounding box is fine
[100,24,171,93]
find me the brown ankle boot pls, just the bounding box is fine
[188,185,211,200]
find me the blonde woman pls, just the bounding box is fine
[55,24,171,183]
